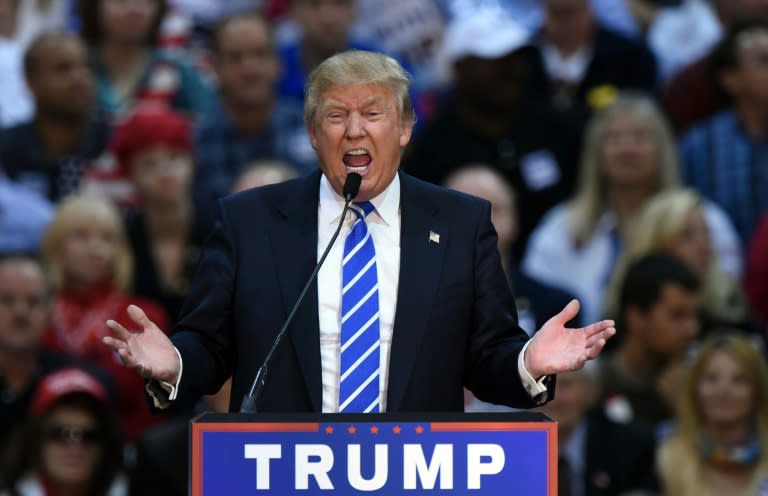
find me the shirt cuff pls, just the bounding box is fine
[518,340,550,404]
[145,347,183,409]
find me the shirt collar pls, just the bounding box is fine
[319,172,400,227]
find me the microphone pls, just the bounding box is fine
[240,173,362,413]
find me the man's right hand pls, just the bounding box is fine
[103,304,181,385]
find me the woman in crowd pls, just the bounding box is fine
[40,192,168,443]
[0,367,126,496]
[657,333,768,495]
[522,93,742,325]
[78,0,212,119]
[111,105,204,324]
[522,94,681,324]
[606,189,751,333]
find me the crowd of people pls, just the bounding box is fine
[0,0,767,494]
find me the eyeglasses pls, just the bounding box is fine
[45,425,100,445]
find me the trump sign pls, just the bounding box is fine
[191,413,557,495]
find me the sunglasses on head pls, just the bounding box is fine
[45,425,100,445]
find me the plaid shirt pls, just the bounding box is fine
[680,109,768,245]
[193,97,316,220]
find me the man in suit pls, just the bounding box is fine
[538,364,659,496]
[103,50,615,413]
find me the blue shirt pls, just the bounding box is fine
[0,175,53,254]
[680,109,768,245]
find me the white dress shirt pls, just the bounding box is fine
[152,173,548,408]
[317,174,400,412]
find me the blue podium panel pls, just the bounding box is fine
[191,413,557,495]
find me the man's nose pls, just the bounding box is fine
[345,113,366,139]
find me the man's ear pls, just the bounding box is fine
[307,121,318,150]
[399,121,413,148]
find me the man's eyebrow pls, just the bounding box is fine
[362,96,384,107]
[318,98,349,112]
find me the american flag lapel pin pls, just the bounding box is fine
[429,231,440,244]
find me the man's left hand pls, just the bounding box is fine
[524,299,615,378]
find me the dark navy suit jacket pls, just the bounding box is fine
[170,170,546,412]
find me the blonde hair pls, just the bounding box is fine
[567,93,679,245]
[658,333,768,495]
[604,189,747,323]
[304,50,416,126]
[41,193,133,291]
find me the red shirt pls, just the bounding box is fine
[44,284,170,443]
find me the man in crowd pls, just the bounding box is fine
[403,11,581,259]
[0,256,80,451]
[0,32,109,202]
[663,0,768,133]
[526,0,657,124]
[193,12,312,227]
[597,252,701,429]
[679,20,768,245]
[538,363,659,496]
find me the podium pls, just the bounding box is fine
[191,412,557,495]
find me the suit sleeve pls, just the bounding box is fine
[463,200,553,408]
[168,200,238,408]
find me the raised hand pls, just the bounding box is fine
[524,300,615,378]
[102,304,180,384]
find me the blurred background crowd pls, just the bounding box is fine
[0,0,767,494]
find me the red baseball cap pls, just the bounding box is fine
[30,368,108,415]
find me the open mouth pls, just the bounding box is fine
[343,149,372,174]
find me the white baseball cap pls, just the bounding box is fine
[441,9,532,63]
[434,9,532,83]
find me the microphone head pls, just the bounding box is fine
[343,173,362,201]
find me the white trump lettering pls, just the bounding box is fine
[347,444,388,491]
[467,444,505,489]
[295,444,335,490]
[403,444,454,489]
[243,444,282,490]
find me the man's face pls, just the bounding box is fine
[213,17,280,108]
[538,369,595,434]
[454,51,527,112]
[28,37,93,119]
[308,83,412,201]
[544,0,593,52]
[632,284,700,359]
[0,260,49,354]
[726,30,768,106]
[443,169,518,254]
[292,0,357,51]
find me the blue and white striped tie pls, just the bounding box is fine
[339,201,380,413]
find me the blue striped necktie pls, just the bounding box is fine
[339,201,380,413]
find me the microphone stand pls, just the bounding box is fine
[240,173,362,413]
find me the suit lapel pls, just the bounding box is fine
[387,173,446,411]
[270,170,323,411]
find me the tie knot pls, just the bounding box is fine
[351,201,375,219]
